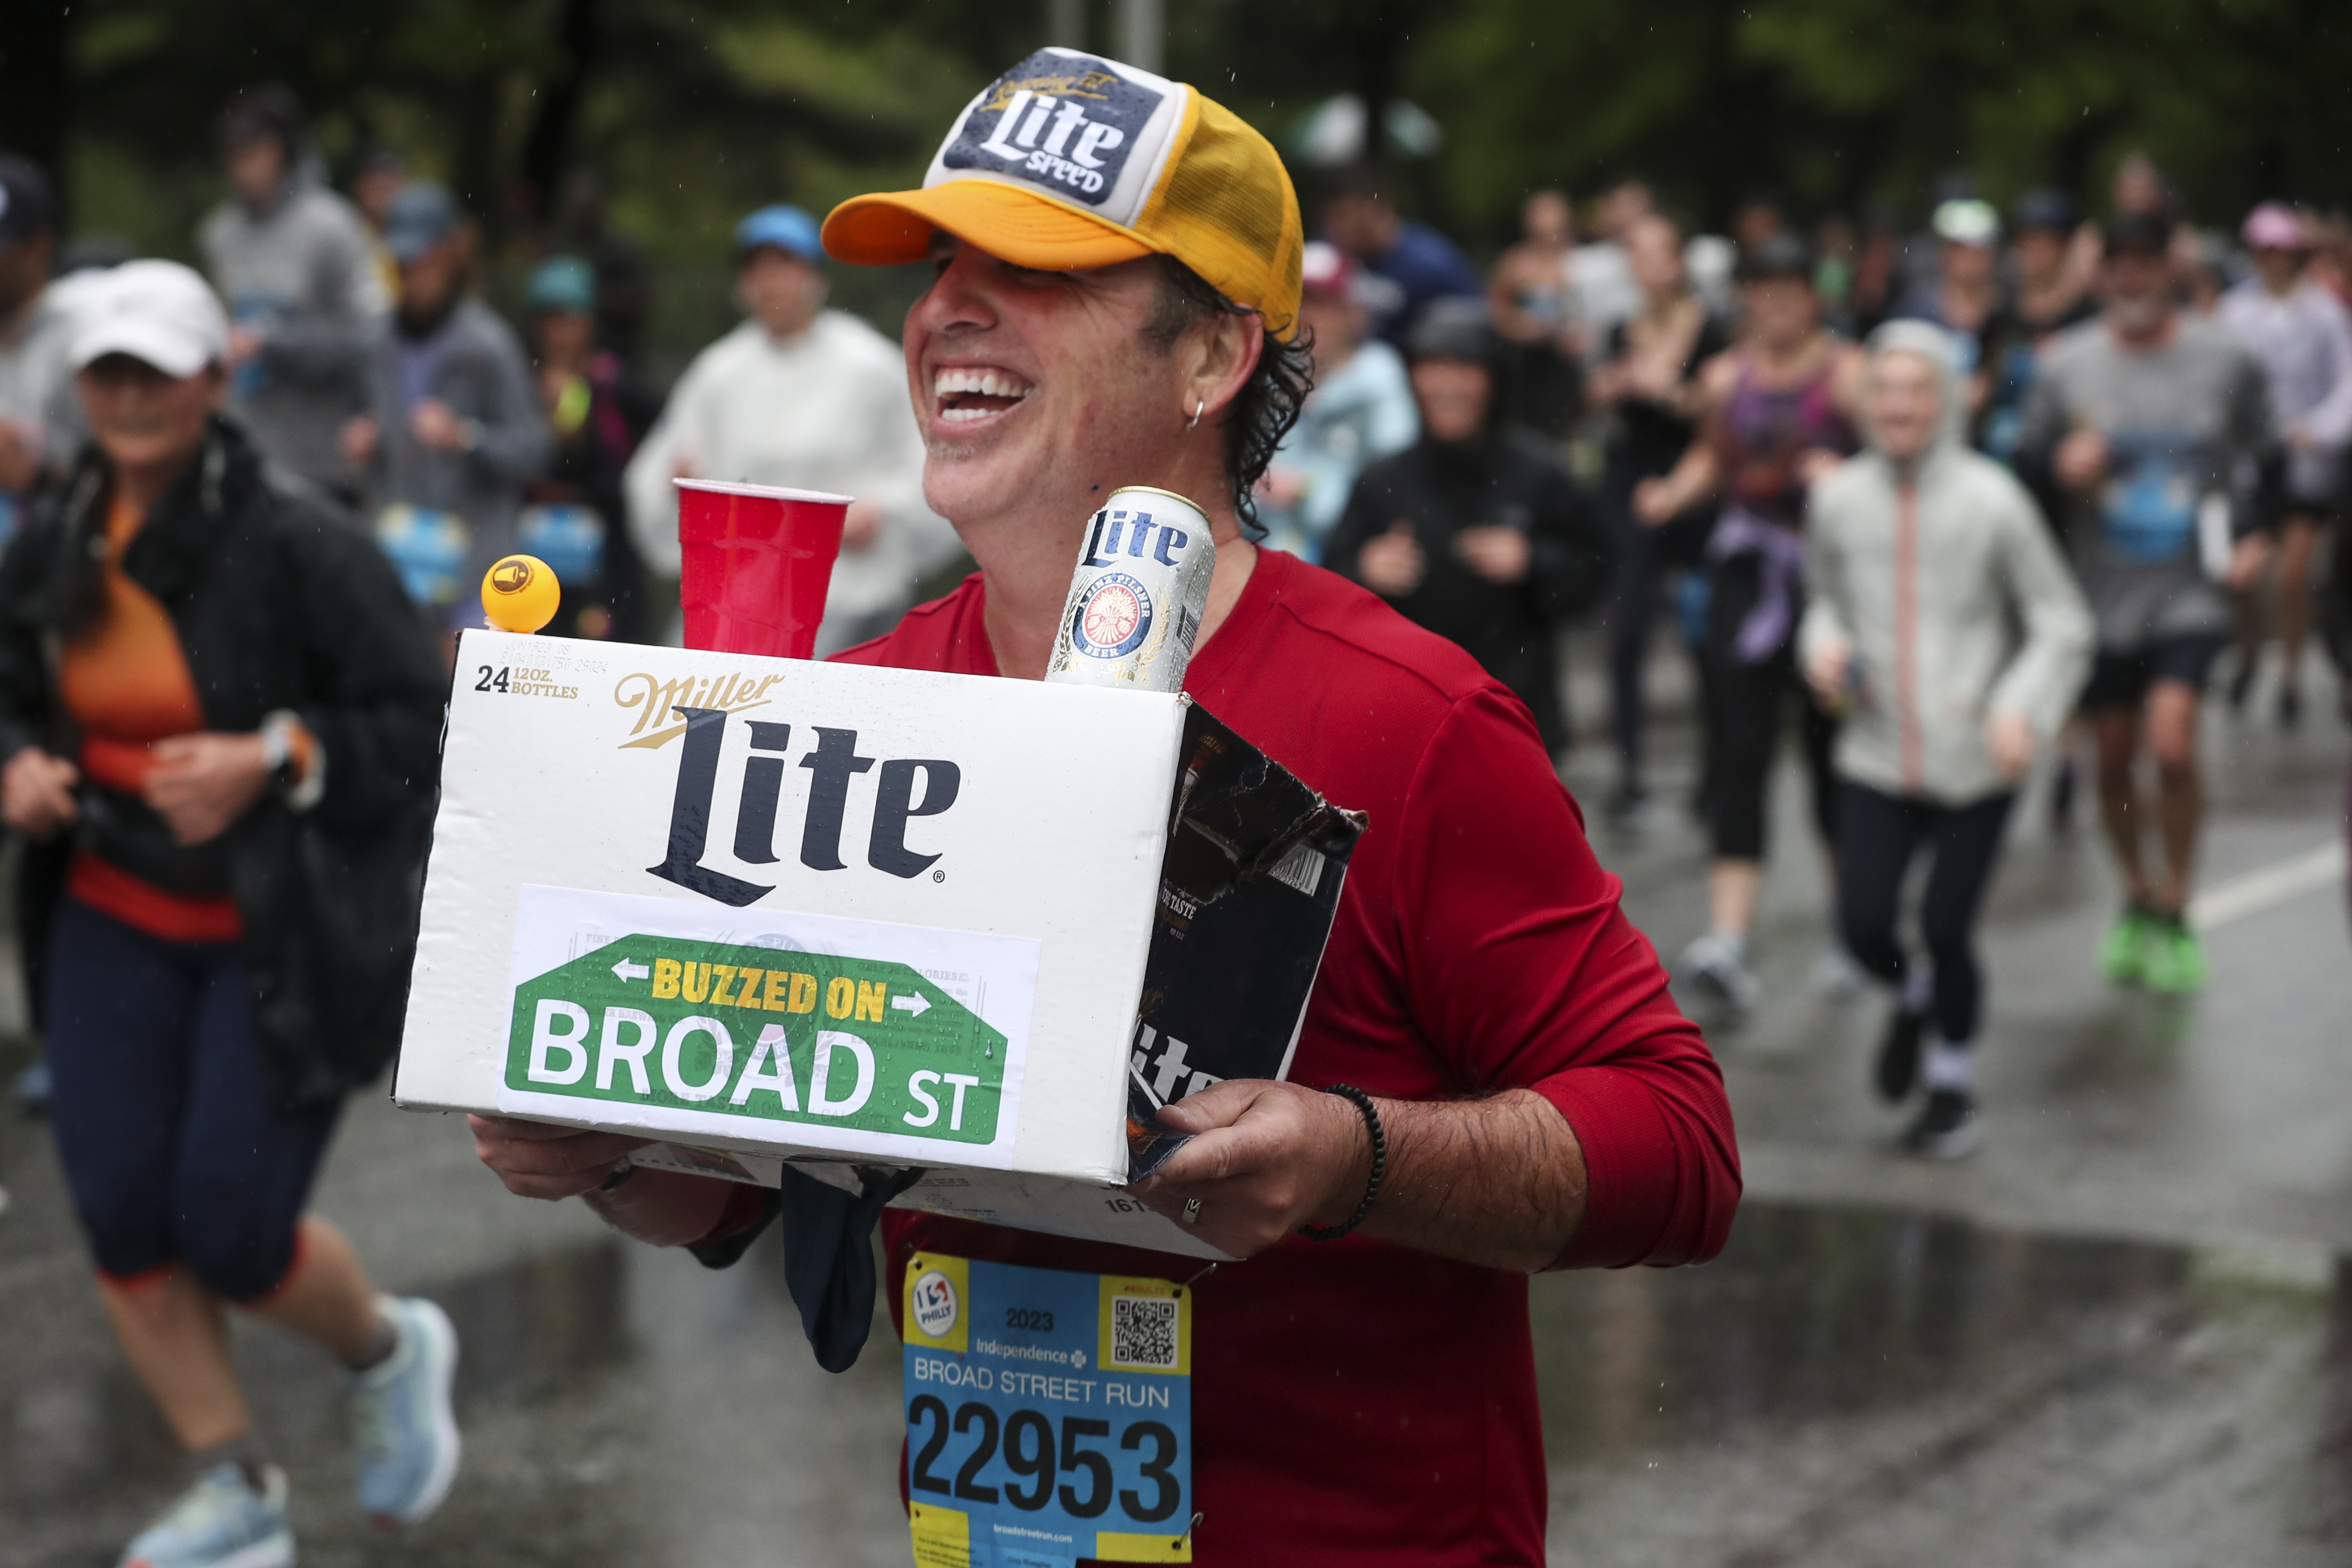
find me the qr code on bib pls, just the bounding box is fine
[1110,1296,1179,1369]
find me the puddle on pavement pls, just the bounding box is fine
[6,1203,2350,1565]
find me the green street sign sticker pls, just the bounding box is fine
[493,885,1038,1164]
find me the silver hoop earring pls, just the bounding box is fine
[1187,398,1204,432]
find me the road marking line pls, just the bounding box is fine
[2188,840,2347,931]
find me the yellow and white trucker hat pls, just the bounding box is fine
[822,48,1304,340]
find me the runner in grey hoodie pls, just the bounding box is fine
[1804,320,2093,1156]
[199,85,387,497]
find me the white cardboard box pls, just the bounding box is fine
[395,631,1357,1257]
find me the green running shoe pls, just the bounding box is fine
[2098,905,2154,985]
[2140,913,2210,996]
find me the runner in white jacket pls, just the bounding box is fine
[1803,320,2094,1158]
[625,206,954,651]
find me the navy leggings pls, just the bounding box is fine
[1834,781,2017,1043]
[46,896,340,1301]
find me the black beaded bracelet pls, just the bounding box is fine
[1298,1084,1386,1241]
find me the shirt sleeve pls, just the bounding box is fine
[1391,686,1740,1268]
[2302,295,2352,448]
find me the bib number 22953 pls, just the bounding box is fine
[903,1253,1194,1567]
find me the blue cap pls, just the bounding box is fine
[734,204,823,264]
[384,181,460,263]
[525,255,596,315]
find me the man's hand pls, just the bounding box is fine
[2,748,78,838]
[1130,1080,1371,1259]
[2054,427,2110,493]
[470,1114,649,1199]
[841,499,883,553]
[2225,531,2272,590]
[1631,476,1680,528]
[340,415,380,469]
[1986,711,2036,780]
[0,422,40,494]
[468,1115,729,1247]
[143,733,272,846]
[226,324,265,370]
[1455,526,1531,584]
[410,398,476,453]
[1357,521,1426,598]
[1804,636,1852,708]
[1795,446,1848,488]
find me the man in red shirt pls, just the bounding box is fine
[473,48,1739,1564]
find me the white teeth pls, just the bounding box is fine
[933,366,1034,401]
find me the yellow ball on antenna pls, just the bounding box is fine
[481,553,561,634]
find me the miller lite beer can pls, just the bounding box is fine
[1044,486,1215,693]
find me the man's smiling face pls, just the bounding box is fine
[904,236,1182,548]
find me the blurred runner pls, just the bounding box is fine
[0,155,76,537]
[2019,212,2275,994]
[1893,199,2004,392]
[1326,297,1611,756]
[347,143,406,307]
[343,183,550,632]
[1572,181,1664,337]
[1254,240,1416,562]
[624,205,949,654]
[0,154,79,1123]
[0,262,455,1566]
[1976,191,2096,470]
[473,49,1737,1566]
[1486,190,1582,435]
[1589,212,1730,825]
[1319,164,1481,346]
[1636,234,1863,1015]
[521,256,655,641]
[1804,322,2092,1157]
[552,173,655,378]
[198,84,385,500]
[2218,203,2352,725]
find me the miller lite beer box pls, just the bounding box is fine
[393,631,1362,1258]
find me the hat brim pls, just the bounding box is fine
[70,323,214,380]
[823,179,1158,272]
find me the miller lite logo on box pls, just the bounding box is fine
[394,630,1361,1256]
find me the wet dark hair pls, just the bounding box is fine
[1143,254,1314,532]
[220,82,305,158]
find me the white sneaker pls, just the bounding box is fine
[1681,931,1762,1016]
[1808,941,1868,999]
[118,1463,292,1568]
[351,1295,462,1527]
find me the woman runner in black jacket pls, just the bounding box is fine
[0,262,455,1563]
[1325,298,1612,755]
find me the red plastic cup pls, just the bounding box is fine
[674,479,851,658]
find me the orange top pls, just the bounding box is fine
[57,493,242,944]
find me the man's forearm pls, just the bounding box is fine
[1353,1089,1586,1273]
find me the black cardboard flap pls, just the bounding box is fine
[1125,701,1366,1179]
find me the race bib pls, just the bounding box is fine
[2099,429,2200,564]
[904,1253,1194,1567]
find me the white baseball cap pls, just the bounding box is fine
[68,260,230,378]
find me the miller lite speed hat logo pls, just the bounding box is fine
[1072,571,1154,659]
[933,48,1187,223]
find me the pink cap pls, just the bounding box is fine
[2243,202,2306,251]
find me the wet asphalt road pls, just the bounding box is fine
[1,645,2347,1566]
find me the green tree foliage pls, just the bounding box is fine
[31,0,2352,308]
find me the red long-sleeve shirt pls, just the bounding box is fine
[840,547,1740,1565]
